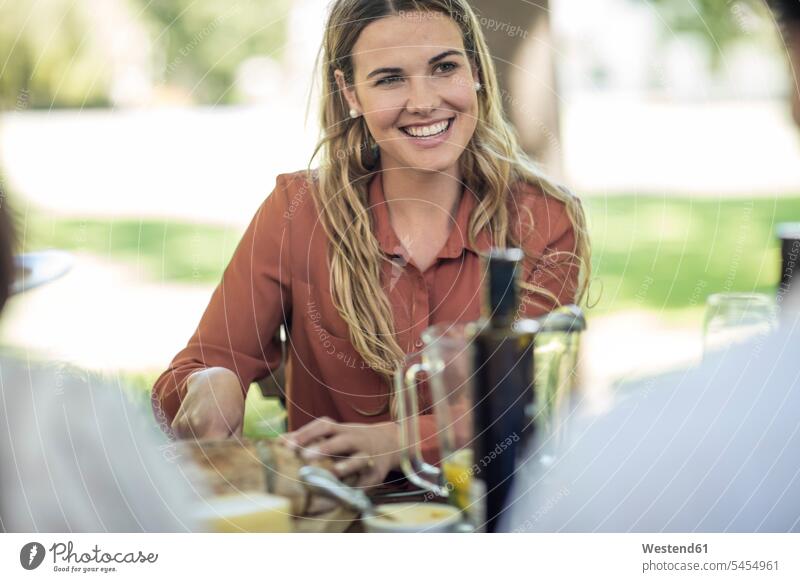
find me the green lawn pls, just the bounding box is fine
[584,195,797,314]
[21,214,241,283]
[23,194,799,310]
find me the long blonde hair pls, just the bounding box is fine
[308,0,590,408]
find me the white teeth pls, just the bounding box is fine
[403,119,450,138]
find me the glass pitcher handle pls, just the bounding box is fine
[396,361,447,498]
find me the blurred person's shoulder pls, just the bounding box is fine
[0,353,200,532]
[504,323,800,533]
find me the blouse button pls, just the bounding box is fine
[415,339,424,348]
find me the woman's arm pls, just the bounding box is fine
[152,175,296,437]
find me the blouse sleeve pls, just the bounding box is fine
[151,175,295,429]
[516,190,581,318]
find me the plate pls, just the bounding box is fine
[12,250,73,295]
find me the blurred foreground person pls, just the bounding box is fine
[504,327,800,532]
[503,1,800,532]
[0,202,198,532]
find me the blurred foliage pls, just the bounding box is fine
[23,214,240,283]
[638,0,776,69]
[137,0,290,104]
[0,1,112,108]
[0,0,289,109]
[585,195,797,314]
[242,386,287,438]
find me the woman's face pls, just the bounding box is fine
[336,11,479,176]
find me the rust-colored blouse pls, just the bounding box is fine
[153,171,579,460]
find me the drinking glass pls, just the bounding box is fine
[396,322,483,523]
[702,292,778,356]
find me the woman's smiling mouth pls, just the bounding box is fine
[400,117,454,138]
[399,117,456,148]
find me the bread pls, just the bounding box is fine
[175,437,358,532]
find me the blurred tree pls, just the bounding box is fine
[638,0,772,70]
[469,0,562,177]
[0,0,289,109]
[0,1,112,109]
[138,0,290,104]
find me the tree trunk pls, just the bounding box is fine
[469,0,562,178]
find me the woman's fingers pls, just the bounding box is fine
[283,416,338,450]
[171,415,207,439]
[332,455,370,478]
[171,402,202,439]
[171,401,239,440]
[304,494,341,516]
[170,368,246,440]
[170,410,189,438]
[302,433,356,461]
[233,418,244,438]
[333,455,384,488]
[283,420,398,490]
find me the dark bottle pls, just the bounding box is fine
[471,248,538,533]
[777,223,800,312]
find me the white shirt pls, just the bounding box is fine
[503,317,800,532]
[0,356,200,532]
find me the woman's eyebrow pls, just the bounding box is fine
[428,49,464,64]
[367,66,403,80]
[365,49,465,79]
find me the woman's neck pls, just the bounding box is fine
[379,165,463,222]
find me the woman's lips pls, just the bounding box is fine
[398,117,455,148]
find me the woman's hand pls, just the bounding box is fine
[171,367,245,439]
[283,417,401,488]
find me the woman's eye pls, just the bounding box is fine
[376,75,403,86]
[374,63,457,86]
[434,62,458,74]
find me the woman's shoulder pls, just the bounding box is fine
[272,169,317,200]
[259,169,319,221]
[510,179,575,214]
[508,179,577,246]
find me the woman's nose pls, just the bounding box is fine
[405,75,439,115]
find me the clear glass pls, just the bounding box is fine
[532,330,582,462]
[702,292,778,357]
[396,322,482,523]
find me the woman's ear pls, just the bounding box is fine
[334,69,361,116]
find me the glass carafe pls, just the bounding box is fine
[396,321,484,525]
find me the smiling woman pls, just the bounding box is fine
[333,13,480,176]
[153,0,590,490]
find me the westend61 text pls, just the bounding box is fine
[642,543,708,554]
